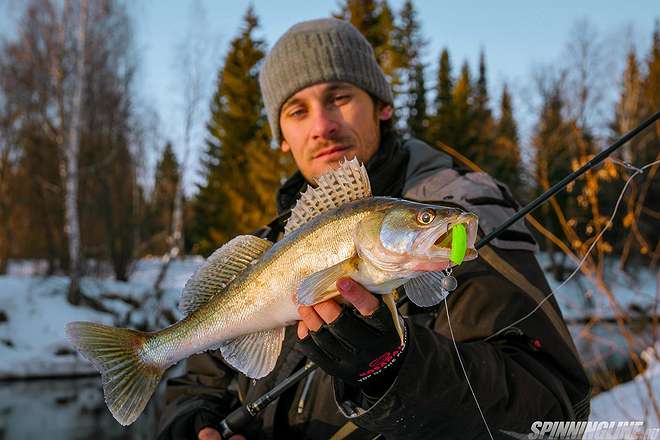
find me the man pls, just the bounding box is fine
[158,18,590,440]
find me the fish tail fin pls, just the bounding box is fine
[65,321,163,426]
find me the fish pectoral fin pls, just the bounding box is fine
[383,291,404,345]
[220,327,285,379]
[403,272,451,307]
[297,256,359,305]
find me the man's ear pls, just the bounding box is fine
[281,139,291,153]
[378,104,394,121]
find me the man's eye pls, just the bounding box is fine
[334,94,350,104]
[288,109,306,118]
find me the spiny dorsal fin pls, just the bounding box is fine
[179,235,272,315]
[284,157,371,236]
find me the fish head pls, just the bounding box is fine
[354,200,479,274]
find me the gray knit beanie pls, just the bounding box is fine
[259,18,393,145]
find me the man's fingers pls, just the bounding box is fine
[198,427,222,440]
[312,299,342,323]
[297,320,309,339]
[298,305,324,331]
[336,278,379,316]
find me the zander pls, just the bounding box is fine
[65,158,479,426]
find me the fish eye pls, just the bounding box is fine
[417,208,436,225]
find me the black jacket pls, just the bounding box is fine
[157,134,591,440]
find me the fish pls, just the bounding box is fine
[65,158,479,426]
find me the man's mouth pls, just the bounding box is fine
[314,145,352,159]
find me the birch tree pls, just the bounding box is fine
[63,0,88,303]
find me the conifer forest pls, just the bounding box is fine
[0,0,659,437]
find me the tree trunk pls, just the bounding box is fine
[64,0,88,305]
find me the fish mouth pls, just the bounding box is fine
[417,213,479,261]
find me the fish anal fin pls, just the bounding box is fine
[220,327,285,379]
[297,256,359,306]
[180,235,273,315]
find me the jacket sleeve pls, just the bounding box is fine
[333,247,591,440]
[156,351,241,440]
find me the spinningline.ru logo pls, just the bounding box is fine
[500,421,660,439]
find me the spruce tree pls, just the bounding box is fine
[636,22,660,262]
[474,51,491,123]
[191,7,293,256]
[147,142,180,255]
[428,48,454,144]
[531,83,587,268]
[491,84,523,197]
[451,61,476,157]
[472,50,495,156]
[407,62,428,138]
[396,0,427,138]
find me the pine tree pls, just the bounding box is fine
[472,50,495,157]
[642,20,660,161]
[428,48,454,144]
[491,84,523,197]
[635,22,660,262]
[407,62,428,138]
[191,7,293,256]
[451,61,477,157]
[146,142,180,255]
[474,51,491,123]
[531,82,588,268]
[396,0,427,137]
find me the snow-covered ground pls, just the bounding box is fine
[0,258,203,379]
[591,344,660,424]
[0,254,659,434]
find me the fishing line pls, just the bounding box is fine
[446,157,658,438]
[484,157,660,341]
[445,299,495,439]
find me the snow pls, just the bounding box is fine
[0,254,659,428]
[536,253,658,322]
[591,344,660,424]
[0,258,203,379]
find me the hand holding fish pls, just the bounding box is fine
[297,277,407,396]
[65,159,478,426]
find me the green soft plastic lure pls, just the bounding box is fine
[450,223,467,265]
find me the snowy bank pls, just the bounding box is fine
[0,258,203,379]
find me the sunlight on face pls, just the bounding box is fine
[279,82,393,182]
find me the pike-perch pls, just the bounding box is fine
[65,158,479,425]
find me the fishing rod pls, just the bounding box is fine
[219,110,660,438]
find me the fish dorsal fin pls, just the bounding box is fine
[284,158,371,236]
[179,235,272,315]
[220,327,285,378]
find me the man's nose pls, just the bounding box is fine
[310,107,339,140]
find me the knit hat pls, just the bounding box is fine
[259,18,393,145]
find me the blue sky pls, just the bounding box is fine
[1,1,657,191]
[134,0,658,188]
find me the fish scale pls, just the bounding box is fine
[65,158,479,426]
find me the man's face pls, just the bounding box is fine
[279,82,393,182]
